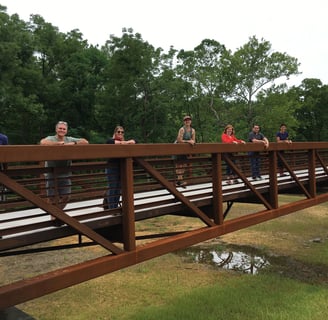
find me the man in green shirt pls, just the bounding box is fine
[40,121,88,223]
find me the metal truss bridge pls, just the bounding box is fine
[0,142,327,310]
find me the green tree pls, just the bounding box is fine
[175,39,231,141]
[252,84,299,141]
[227,36,300,129]
[151,47,193,142]
[31,15,107,140]
[96,28,166,142]
[1,6,326,145]
[0,7,45,144]
[293,78,328,141]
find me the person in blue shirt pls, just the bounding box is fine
[276,123,292,176]
[0,132,8,170]
[0,133,8,146]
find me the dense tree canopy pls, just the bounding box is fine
[0,6,327,144]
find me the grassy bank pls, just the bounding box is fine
[4,195,328,319]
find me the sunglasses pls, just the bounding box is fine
[57,121,68,125]
[116,130,124,134]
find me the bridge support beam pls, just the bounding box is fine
[121,158,136,251]
[308,149,316,197]
[212,153,223,224]
[268,151,279,209]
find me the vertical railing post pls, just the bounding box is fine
[308,149,316,197]
[268,150,279,209]
[212,152,223,224]
[120,157,136,251]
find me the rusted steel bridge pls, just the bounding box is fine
[0,142,328,309]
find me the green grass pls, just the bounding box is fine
[22,259,328,320]
[133,275,328,320]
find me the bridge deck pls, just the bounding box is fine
[1,165,326,253]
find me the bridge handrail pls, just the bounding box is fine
[0,141,327,162]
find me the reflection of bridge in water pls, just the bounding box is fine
[0,142,328,309]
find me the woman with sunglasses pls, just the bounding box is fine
[104,126,137,210]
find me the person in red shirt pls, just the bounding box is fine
[221,124,245,184]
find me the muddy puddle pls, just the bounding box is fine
[176,244,270,274]
[175,243,328,285]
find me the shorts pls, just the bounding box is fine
[46,175,71,197]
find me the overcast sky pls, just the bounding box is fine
[2,0,328,86]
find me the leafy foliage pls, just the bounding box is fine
[293,79,328,141]
[0,7,326,144]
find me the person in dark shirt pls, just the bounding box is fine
[248,124,269,181]
[0,132,8,170]
[105,126,137,209]
[276,123,292,176]
[0,133,8,146]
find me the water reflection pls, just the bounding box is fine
[178,247,270,274]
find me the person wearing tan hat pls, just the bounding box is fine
[174,115,196,188]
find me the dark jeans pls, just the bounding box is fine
[249,152,261,178]
[106,165,121,209]
[45,174,71,197]
[224,153,235,176]
[277,151,284,169]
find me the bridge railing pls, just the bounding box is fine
[0,142,327,309]
[1,142,328,248]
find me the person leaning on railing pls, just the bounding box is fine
[174,115,196,188]
[40,121,88,225]
[104,125,137,210]
[221,124,246,185]
[248,124,269,181]
[276,123,292,177]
